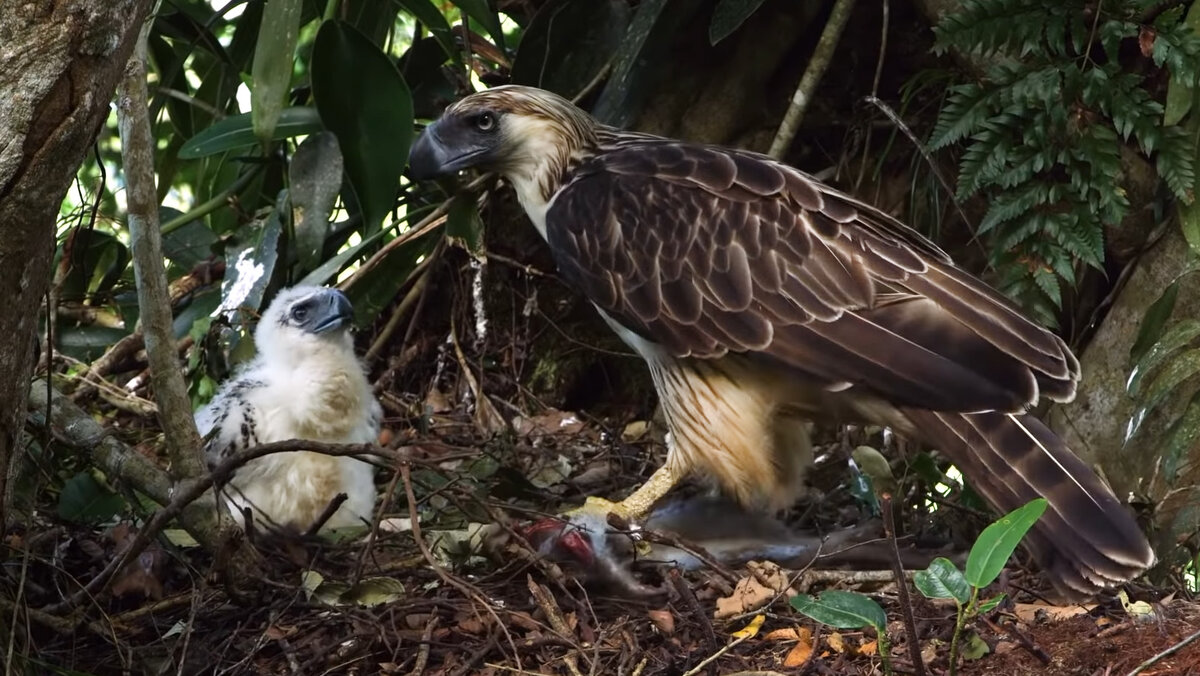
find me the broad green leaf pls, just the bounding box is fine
[709,0,767,45]
[251,0,302,141]
[56,325,131,362]
[1128,318,1200,395]
[913,557,971,604]
[446,194,484,254]
[510,0,631,100]
[1180,196,1200,256]
[58,472,127,525]
[965,498,1047,588]
[591,0,668,126]
[396,0,459,60]
[160,208,219,269]
[1129,281,1179,365]
[1161,392,1200,482]
[289,132,344,271]
[1142,347,1200,412]
[450,0,506,52]
[61,229,130,299]
[216,191,286,332]
[179,107,322,159]
[312,21,413,232]
[789,590,887,633]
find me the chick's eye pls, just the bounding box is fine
[291,306,308,322]
[474,112,495,132]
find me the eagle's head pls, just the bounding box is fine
[409,86,598,210]
[254,286,355,361]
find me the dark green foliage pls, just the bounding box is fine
[930,0,1200,324]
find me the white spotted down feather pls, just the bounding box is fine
[195,287,380,533]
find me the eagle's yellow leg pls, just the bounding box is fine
[565,463,681,522]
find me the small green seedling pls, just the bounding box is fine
[914,498,1047,675]
[789,498,1047,675]
[790,589,892,674]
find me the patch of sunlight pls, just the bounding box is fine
[236,82,252,115]
[924,463,964,514]
[334,230,364,284]
[163,184,195,214]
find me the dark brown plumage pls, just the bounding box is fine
[408,85,1155,597]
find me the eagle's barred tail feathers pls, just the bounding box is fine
[900,409,1155,597]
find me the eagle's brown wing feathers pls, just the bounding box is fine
[549,140,1075,413]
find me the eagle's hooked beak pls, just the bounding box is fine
[408,119,491,179]
[310,288,354,334]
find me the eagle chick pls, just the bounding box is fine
[196,286,380,534]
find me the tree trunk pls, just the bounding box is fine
[0,0,156,529]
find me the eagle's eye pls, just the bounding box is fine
[290,305,309,322]
[473,112,496,132]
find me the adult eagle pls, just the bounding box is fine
[197,286,380,534]
[408,85,1154,596]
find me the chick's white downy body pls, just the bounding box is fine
[196,286,381,533]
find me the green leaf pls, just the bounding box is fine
[1161,391,1200,482]
[179,107,322,159]
[1129,281,1180,365]
[1128,319,1200,396]
[965,498,1047,588]
[709,0,767,44]
[450,0,506,52]
[913,557,971,604]
[1141,347,1200,412]
[312,21,413,232]
[251,0,302,141]
[217,191,286,331]
[976,593,1006,614]
[160,208,219,269]
[1181,194,1200,254]
[289,132,344,271]
[789,590,888,633]
[396,0,459,60]
[446,194,484,254]
[510,0,631,100]
[58,472,126,525]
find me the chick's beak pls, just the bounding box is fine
[311,289,354,334]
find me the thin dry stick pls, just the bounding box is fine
[399,463,522,671]
[526,577,586,676]
[768,0,859,158]
[881,493,926,676]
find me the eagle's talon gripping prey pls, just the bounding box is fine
[409,85,1155,598]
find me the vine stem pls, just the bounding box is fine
[768,0,859,158]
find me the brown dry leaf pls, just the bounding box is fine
[457,616,489,635]
[424,387,453,413]
[764,627,802,641]
[860,639,878,656]
[713,561,795,619]
[1139,27,1156,57]
[1013,602,1093,624]
[512,409,585,437]
[782,626,814,667]
[377,427,394,445]
[827,632,846,654]
[264,624,296,640]
[647,609,675,635]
